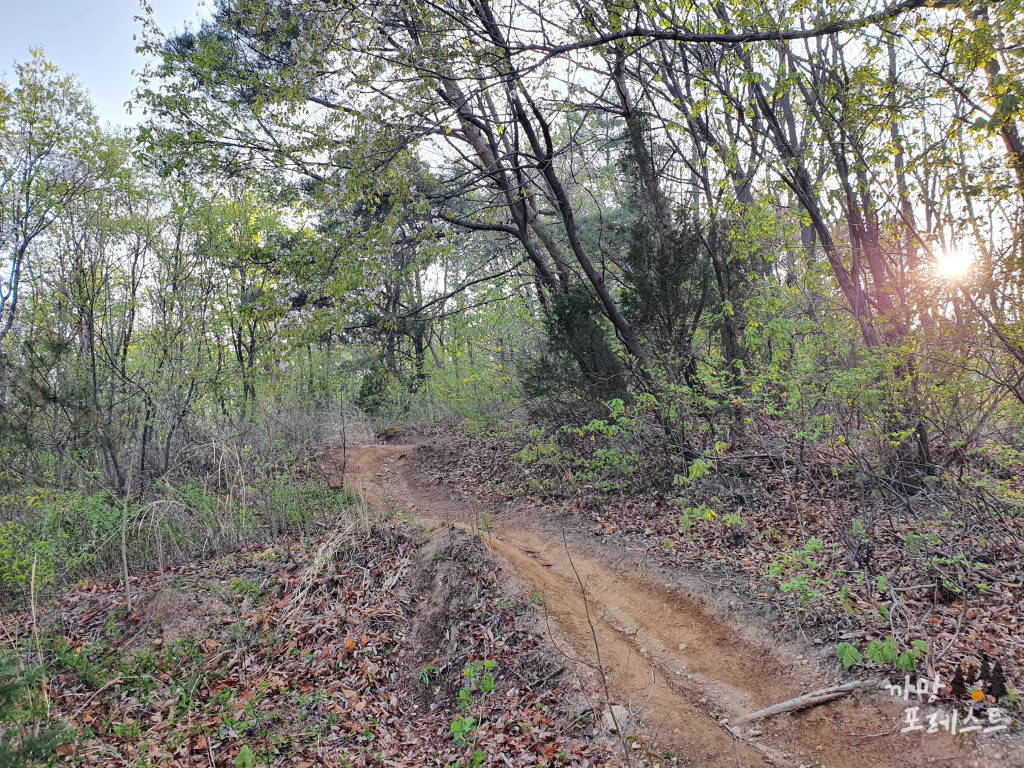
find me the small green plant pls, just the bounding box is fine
[837,638,928,671]
[447,659,497,763]
[472,512,492,539]
[564,399,633,439]
[864,636,898,666]
[112,720,142,740]
[674,502,716,533]
[720,512,742,529]
[837,642,863,670]
[896,641,930,671]
[0,650,69,768]
[529,592,544,605]
[235,744,256,768]
[1000,687,1021,708]
[768,537,829,604]
[677,506,695,532]
[419,662,439,685]
[458,659,496,706]
[672,457,713,488]
[512,428,558,466]
[449,714,477,747]
[229,578,262,604]
[105,607,125,639]
[443,744,485,768]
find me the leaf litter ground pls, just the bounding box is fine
[17,516,618,767]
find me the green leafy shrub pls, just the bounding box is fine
[355,368,393,415]
[0,491,125,594]
[767,537,829,604]
[836,638,928,671]
[0,523,49,592]
[512,428,558,466]
[520,285,628,409]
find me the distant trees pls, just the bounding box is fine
[3,0,1023,490]
[1,51,99,341]
[0,53,324,490]
[125,0,1024,476]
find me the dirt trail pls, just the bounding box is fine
[338,442,997,768]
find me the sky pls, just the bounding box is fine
[0,0,208,126]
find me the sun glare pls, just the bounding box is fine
[936,249,973,279]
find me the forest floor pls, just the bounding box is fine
[333,424,1024,768]
[25,485,616,766]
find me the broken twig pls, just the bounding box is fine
[732,679,883,726]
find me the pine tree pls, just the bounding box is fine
[951,665,967,698]
[979,654,991,687]
[990,660,1008,700]
[964,663,977,688]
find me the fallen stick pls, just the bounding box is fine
[732,679,883,726]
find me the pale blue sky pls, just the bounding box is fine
[0,0,208,125]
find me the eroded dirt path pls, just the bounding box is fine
[337,442,999,768]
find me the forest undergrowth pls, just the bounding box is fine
[2,494,616,768]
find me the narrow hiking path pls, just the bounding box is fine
[336,441,1006,768]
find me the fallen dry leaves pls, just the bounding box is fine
[18,519,619,767]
